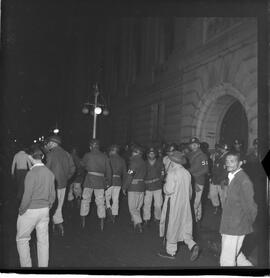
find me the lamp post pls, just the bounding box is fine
[82,83,109,139]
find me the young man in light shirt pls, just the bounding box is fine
[16,145,55,267]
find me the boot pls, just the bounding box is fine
[58,223,64,237]
[111,215,116,224]
[135,223,143,233]
[100,218,105,231]
[106,208,113,222]
[81,216,86,229]
[76,198,81,209]
[143,220,150,227]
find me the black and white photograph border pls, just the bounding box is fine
[0,0,269,276]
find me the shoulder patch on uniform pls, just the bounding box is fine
[128,169,134,175]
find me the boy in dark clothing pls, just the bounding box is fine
[16,145,55,267]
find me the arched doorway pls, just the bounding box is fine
[194,85,250,150]
[219,100,248,153]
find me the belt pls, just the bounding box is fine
[131,178,144,185]
[113,174,121,178]
[144,178,160,184]
[88,171,104,177]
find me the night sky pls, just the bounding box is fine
[1,0,266,151]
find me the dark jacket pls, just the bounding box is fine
[211,151,228,185]
[145,159,164,191]
[109,153,127,187]
[124,155,146,192]
[46,146,75,189]
[187,149,209,185]
[220,169,257,235]
[82,148,112,189]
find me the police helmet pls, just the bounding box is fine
[132,145,144,155]
[219,143,229,150]
[90,139,100,148]
[167,143,178,153]
[189,137,200,145]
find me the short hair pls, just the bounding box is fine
[225,151,241,161]
[28,144,44,160]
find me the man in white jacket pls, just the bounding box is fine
[159,151,200,261]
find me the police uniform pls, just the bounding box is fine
[187,137,209,222]
[209,145,229,210]
[46,135,75,229]
[105,148,127,218]
[143,148,165,223]
[80,146,112,220]
[123,146,146,231]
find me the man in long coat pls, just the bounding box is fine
[159,151,200,261]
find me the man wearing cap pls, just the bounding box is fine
[187,137,209,222]
[159,151,200,260]
[16,144,55,267]
[105,144,127,223]
[143,147,165,226]
[209,143,229,213]
[163,143,178,174]
[80,139,112,230]
[122,145,146,233]
[46,135,75,236]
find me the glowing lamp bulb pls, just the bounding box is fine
[34,140,37,143]
[94,107,102,115]
[53,128,59,134]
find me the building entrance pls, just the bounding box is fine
[219,100,248,153]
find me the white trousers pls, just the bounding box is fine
[53,188,66,224]
[80,187,105,218]
[143,189,163,221]
[128,192,144,225]
[194,184,204,222]
[68,182,82,201]
[16,207,50,267]
[105,186,121,216]
[220,234,253,266]
[166,239,196,256]
[209,183,226,208]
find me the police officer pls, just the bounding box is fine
[122,145,146,233]
[163,143,178,173]
[46,135,75,236]
[209,143,229,214]
[105,144,127,223]
[187,137,209,223]
[143,147,165,226]
[231,139,247,165]
[80,139,112,230]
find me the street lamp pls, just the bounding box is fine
[82,83,109,139]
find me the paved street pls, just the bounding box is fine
[0,180,257,270]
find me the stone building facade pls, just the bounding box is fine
[103,17,257,151]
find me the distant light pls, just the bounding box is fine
[103,108,109,116]
[34,140,37,143]
[14,139,17,143]
[82,107,89,114]
[53,128,59,134]
[39,137,42,141]
[94,107,102,115]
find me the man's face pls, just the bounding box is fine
[189,143,199,152]
[225,155,242,172]
[148,152,156,160]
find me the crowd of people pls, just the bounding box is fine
[10,134,261,268]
